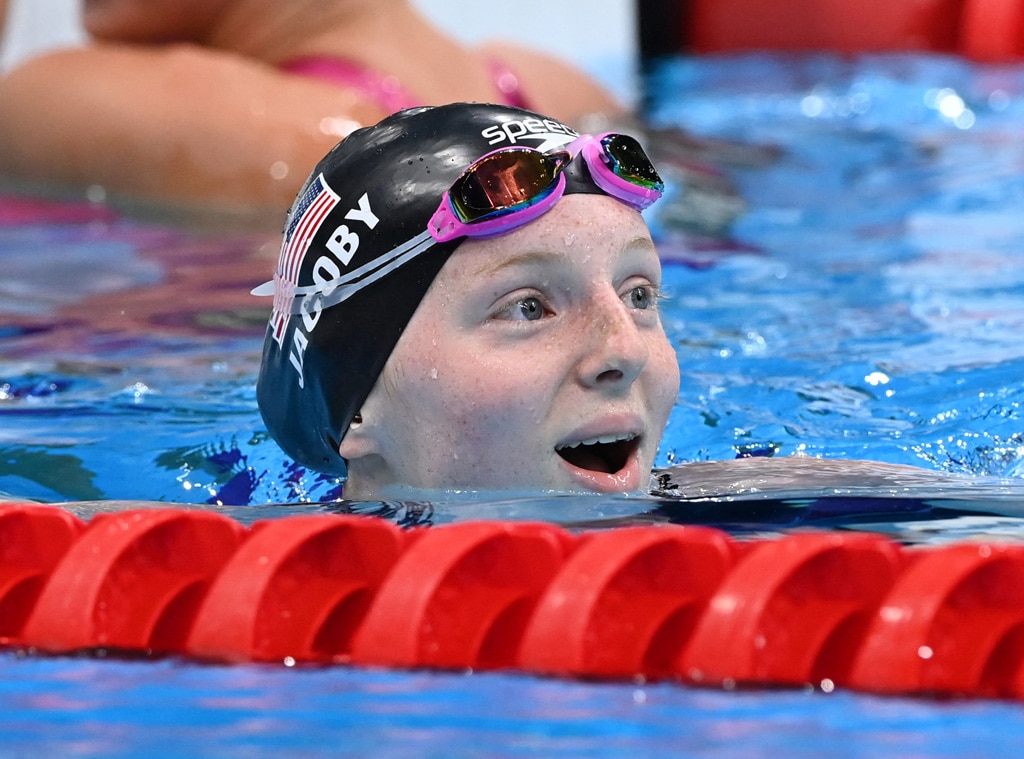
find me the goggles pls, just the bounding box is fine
[256,132,663,314]
[427,132,664,243]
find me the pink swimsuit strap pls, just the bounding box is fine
[280,56,533,113]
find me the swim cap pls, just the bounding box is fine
[256,102,605,474]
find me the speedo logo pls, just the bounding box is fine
[481,118,579,151]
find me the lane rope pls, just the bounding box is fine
[3,502,1023,699]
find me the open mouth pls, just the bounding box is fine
[556,433,640,475]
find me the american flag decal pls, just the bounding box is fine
[270,174,341,345]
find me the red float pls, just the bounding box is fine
[518,525,738,678]
[0,500,1021,701]
[849,542,1024,697]
[350,521,575,670]
[0,503,84,644]
[678,532,904,688]
[187,514,406,663]
[22,508,244,653]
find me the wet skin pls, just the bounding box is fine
[340,194,681,499]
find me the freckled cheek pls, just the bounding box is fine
[433,365,548,440]
[648,336,681,410]
[419,395,534,470]
[405,357,517,408]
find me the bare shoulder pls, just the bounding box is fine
[0,44,376,209]
[0,43,340,105]
[477,40,625,123]
[1,44,236,96]
[0,44,271,142]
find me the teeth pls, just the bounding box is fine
[558,432,638,450]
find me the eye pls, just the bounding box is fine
[625,285,655,310]
[495,295,547,322]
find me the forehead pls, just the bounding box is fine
[446,195,658,280]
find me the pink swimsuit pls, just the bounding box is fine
[281,56,533,113]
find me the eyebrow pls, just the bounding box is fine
[467,248,566,280]
[465,236,657,280]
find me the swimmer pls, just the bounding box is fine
[255,101,967,502]
[0,0,621,212]
[256,102,679,499]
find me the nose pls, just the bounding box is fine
[575,290,650,391]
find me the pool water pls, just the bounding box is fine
[2,52,1024,755]
[3,654,1024,759]
[4,58,1024,509]
[649,54,1024,477]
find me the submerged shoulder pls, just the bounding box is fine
[652,456,965,499]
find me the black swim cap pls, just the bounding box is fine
[257,102,600,474]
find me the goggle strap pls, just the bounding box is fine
[277,230,437,314]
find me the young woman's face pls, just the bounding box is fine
[341,194,681,498]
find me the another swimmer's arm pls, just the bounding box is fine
[0,45,378,211]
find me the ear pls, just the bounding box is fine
[338,411,393,500]
[338,413,378,462]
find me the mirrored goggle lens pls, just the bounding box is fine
[601,134,664,191]
[450,149,568,223]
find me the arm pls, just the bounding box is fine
[0,44,381,212]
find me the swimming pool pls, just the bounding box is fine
[2,52,1024,756]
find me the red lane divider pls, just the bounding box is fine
[678,532,904,688]
[0,504,85,644]
[351,521,575,670]
[518,525,739,679]
[187,514,406,663]
[3,501,1024,700]
[22,509,245,653]
[849,542,1024,698]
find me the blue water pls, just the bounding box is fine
[648,54,1024,478]
[2,52,1024,756]
[1,653,1022,759]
